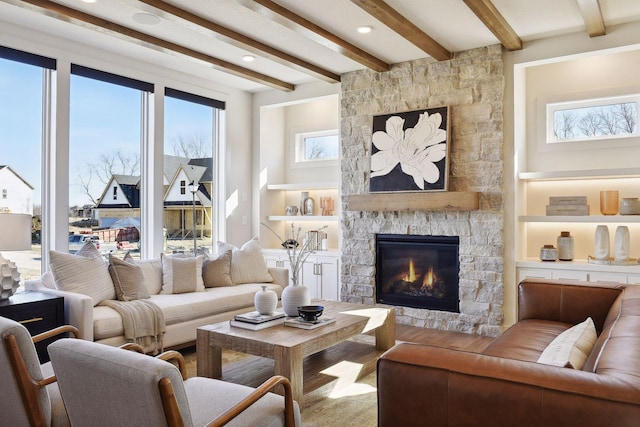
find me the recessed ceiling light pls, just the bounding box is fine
[132,12,161,25]
[242,55,255,62]
[81,0,97,3]
[357,26,373,34]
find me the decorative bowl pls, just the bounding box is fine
[297,305,324,322]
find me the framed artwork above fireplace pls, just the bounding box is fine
[369,106,450,193]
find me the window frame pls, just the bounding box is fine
[290,128,339,169]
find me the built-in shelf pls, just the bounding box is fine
[519,168,640,181]
[266,182,339,191]
[520,215,640,223]
[267,215,338,221]
[345,192,479,212]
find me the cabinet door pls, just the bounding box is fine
[315,256,339,301]
[517,268,552,283]
[551,270,588,281]
[300,260,320,299]
[588,272,628,283]
[627,275,640,285]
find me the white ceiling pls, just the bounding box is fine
[1,0,640,92]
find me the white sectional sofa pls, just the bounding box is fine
[25,238,289,350]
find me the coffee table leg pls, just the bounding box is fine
[274,345,304,405]
[375,308,396,351]
[196,329,222,378]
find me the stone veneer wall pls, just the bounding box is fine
[340,45,504,337]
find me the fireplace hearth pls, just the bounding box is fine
[376,234,460,312]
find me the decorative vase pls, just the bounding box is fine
[614,226,630,263]
[0,254,20,300]
[557,231,574,261]
[254,285,278,315]
[600,190,619,215]
[594,225,610,261]
[281,282,310,317]
[300,192,309,216]
[539,245,557,262]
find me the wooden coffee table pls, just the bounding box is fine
[196,300,395,406]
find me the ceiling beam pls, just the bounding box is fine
[351,0,451,61]
[138,0,340,83]
[17,0,295,91]
[238,0,390,72]
[576,0,606,37]
[463,0,522,51]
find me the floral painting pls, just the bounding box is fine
[369,106,449,192]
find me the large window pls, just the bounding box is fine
[69,65,151,258]
[0,48,54,281]
[164,88,223,254]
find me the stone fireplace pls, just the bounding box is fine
[339,45,504,337]
[376,234,459,313]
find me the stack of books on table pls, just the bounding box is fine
[229,311,285,330]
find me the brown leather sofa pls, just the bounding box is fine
[377,278,640,427]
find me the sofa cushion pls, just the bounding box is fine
[160,254,204,294]
[217,237,273,285]
[108,254,150,301]
[49,250,115,306]
[537,317,597,370]
[124,253,163,295]
[202,250,233,288]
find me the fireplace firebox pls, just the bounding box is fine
[375,234,460,312]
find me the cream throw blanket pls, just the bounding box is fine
[99,299,166,354]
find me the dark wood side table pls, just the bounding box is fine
[0,291,64,363]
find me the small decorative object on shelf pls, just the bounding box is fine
[546,196,589,216]
[285,205,298,216]
[539,245,558,262]
[594,225,610,261]
[304,196,314,216]
[614,226,630,263]
[600,190,619,215]
[254,285,278,315]
[557,231,574,261]
[619,197,640,215]
[320,197,335,215]
[262,222,327,316]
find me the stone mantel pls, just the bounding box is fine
[345,192,479,212]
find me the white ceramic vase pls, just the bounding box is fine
[594,225,610,261]
[281,284,310,317]
[254,285,278,315]
[614,226,630,263]
[0,254,20,300]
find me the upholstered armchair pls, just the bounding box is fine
[48,338,301,427]
[1,316,80,427]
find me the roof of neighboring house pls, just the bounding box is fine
[0,165,35,190]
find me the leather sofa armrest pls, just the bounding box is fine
[518,278,624,332]
[378,343,640,427]
[268,267,289,288]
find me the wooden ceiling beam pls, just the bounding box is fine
[351,0,451,61]
[17,0,295,91]
[576,0,606,37]
[138,0,340,83]
[238,0,390,72]
[463,0,522,51]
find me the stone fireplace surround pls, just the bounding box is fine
[339,45,504,337]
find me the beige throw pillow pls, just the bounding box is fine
[108,254,150,301]
[161,253,204,294]
[76,241,101,258]
[537,317,597,370]
[124,253,163,295]
[49,250,116,306]
[217,237,273,285]
[202,250,233,287]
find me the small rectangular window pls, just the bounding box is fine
[112,186,117,200]
[180,180,186,195]
[2,189,6,199]
[294,130,339,164]
[547,95,640,144]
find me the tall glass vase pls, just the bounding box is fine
[281,276,310,317]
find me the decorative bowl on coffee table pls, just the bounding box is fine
[297,305,324,322]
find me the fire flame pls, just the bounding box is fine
[402,259,416,282]
[422,267,434,290]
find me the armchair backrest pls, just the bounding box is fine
[48,338,193,427]
[0,316,52,426]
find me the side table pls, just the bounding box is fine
[0,291,65,363]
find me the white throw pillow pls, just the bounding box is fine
[217,237,273,285]
[537,317,597,370]
[49,250,116,306]
[160,253,204,294]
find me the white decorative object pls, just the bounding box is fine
[281,284,311,317]
[254,285,278,315]
[614,226,630,263]
[594,225,610,261]
[0,254,20,300]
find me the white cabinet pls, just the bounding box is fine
[516,168,640,281]
[262,249,340,300]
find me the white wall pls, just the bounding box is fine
[0,19,253,253]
